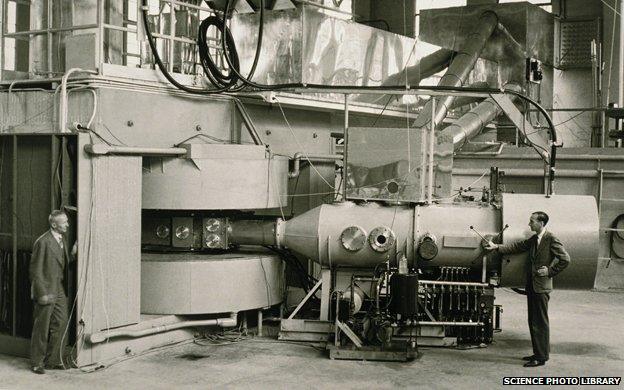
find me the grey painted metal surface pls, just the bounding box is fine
[453,147,624,290]
[415,202,500,268]
[500,193,599,290]
[142,144,289,210]
[141,252,284,314]
[90,155,142,330]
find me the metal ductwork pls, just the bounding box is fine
[412,11,499,130]
[380,48,455,87]
[437,84,520,151]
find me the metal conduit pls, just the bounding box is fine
[455,153,624,161]
[288,153,343,179]
[454,168,624,178]
[88,313,238,344]
[84,144,188,156]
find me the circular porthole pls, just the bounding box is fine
[340,226,367,252]
[368,226,396,253]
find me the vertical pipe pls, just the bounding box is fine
[51,136,58,210]
[320,268,331,321]
[11,135,17,336]
[343,94,349,201]
[1,0,5,80]
[427,98,435,204]
[47,0,53,77]
[98,0,105,72]
[598,168,604,216]
[591,40,599,147]
[481,256,487,283]
[420,120,427,202]
[29,0,47,77]
[168,0,175,73]
[619,0,624,110]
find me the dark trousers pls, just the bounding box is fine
[526,282,550,361]
[30,291,68,367]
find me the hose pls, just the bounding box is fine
[197,16,240,89]
[141,0,228,94]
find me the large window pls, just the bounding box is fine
[0,0,223,80]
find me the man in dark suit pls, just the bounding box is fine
[29,210,75,374]
[485,211,570,367]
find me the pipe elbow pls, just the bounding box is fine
[217,312,238,328]
[288,152,303,178]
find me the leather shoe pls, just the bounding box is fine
[45,363,66,370]
[523,359,545,367]
[31,366,45,375]
[522,355,535,361]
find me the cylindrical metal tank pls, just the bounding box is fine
[29,1,48,77]
[499,193,599,289]
[141,250,284,314]
[257,194,599,289]
[415,202,500,267]
[277,202,415,268]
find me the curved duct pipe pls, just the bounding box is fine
[438,84,522,151]
[88,313,238,344]
[438,98,504,151]
[446,81,490,110]
[355,49,455,104]
[381,48,455,87]
[412,11,499,130]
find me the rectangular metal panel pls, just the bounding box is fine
[443,235,480,249]
[556,19,600,69]
[90,155,142,330]
[280,319,333,333]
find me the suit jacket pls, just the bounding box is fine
[498,231,570,293]
[29,230,71,301]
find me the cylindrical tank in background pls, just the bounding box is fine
[29,1,48,77]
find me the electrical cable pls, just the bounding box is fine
[140,0,229,94]
[197,15,240,89]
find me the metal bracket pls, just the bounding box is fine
[287,279,322,320]
[335,320,363,348]
[490,94,548,159]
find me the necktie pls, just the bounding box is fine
[58,237,64,249]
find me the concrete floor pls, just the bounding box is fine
[1,289,622,389]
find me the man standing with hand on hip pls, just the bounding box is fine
[29,210,76,374]
[485,211,570,367]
